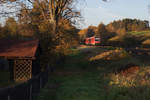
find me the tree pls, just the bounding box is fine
[1,0,81,35]
[86,26,97,37]
[97,23,108,44]
[0,24,3,38]
[5,17,18,36]
[15,0,81,67]
[78,29,87,41]
[26,0,80,36]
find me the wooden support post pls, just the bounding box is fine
[8,59,14,81]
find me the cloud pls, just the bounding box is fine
[102,0,114,3]
[102,0,110,2]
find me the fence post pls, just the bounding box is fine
[40,76,42,89]
[8,95,10,100]
[30,84,32,100]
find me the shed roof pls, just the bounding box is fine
[0,39,39,58]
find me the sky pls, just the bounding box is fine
[0,0,150,29]
[78,0,150,29]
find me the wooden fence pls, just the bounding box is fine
[0,69,48,100]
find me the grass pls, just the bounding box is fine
[0,71,14,88]
[128,30,150,35]
[37,46,150,100]
[55,72,105,100]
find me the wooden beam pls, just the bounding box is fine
[0,56,36,60]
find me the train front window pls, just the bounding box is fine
[95,38,100,41]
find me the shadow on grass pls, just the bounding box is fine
[0,71,15,88]
[106,85,150,100]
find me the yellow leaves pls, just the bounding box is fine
[38,22,53,33]
[78,29,87,35]
[109,74,135,87]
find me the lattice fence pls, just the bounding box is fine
[14,59,32,81]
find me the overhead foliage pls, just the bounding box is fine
[19,0,81,35]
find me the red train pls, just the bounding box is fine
[85,36,101,45]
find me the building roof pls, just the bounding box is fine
[0,39,39,59]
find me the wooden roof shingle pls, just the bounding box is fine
[0,39,39,59]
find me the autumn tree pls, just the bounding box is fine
[86,26,97,37]
[0,24,3,38]
[1,0,81,34]
[97,23,108,44]
[5,17,18,36]
[78,29,87,42]
[21,0,80,37]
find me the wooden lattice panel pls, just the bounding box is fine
[14,59,32,81]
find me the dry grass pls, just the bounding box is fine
[89,48,129,61]
[142,39,150,45]
[108,36,122,41]
[109,66,150,87]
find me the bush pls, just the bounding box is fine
[123,36,139,47]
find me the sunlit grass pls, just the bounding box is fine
[128,30,150,35]
[142,39,150,44]
[89,48,129,61]
[142,39,150,48]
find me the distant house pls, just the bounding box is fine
[0,39,41,82]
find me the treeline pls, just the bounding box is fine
[107,18,149,32]
[0,17,34,39]
[0,17,79,45]
[78,18,150,47]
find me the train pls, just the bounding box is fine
[85,36,101,45]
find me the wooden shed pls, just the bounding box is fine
[0,39,41,82]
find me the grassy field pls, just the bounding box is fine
[128,30,150,48]
[128,30,150,35]
[37,46,150,100]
